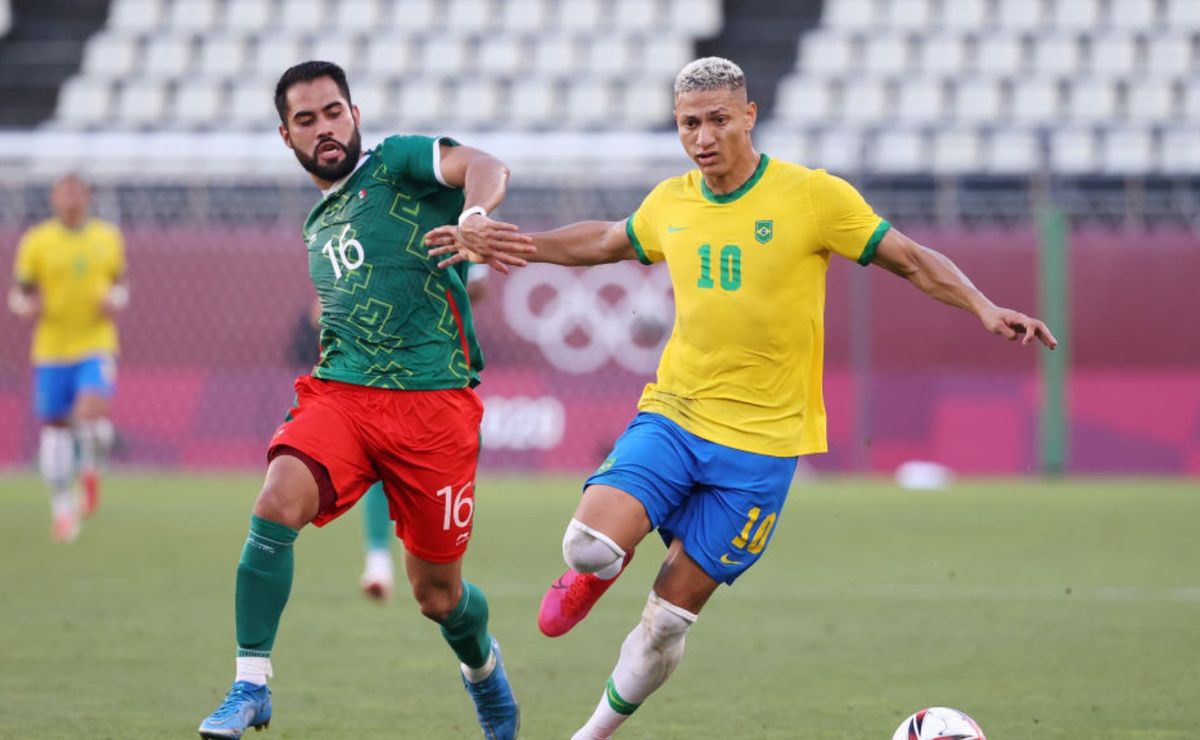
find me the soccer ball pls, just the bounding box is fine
[892,707,986,740]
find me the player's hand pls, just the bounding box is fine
[425,219,535,274]
[7,287,38,320]
[980,306,1058,349]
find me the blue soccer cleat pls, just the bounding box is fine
[198,681,272,739]
[462,639,520,739]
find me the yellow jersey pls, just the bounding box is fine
[626,154,889,457]
[13,217,126,363]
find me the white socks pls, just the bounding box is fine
[76,417,114,472]
[39,426,75,506]
[572,592,697,740]
[235,656,273,686]
[461,648,497,684]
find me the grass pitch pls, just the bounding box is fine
[0,472,1196,739]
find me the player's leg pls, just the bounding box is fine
[201,378,376,739]
[571,541,711,740]
[34,363,79,542]
[539,412,695,637]
[73,354,117,517]
[374,386,517,739]
[359,481,394,601]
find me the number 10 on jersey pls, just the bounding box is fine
[321,223,365,279]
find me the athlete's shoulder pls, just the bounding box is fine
[20,218,59,242]
[762,156,825,188]
[87,218,124,242]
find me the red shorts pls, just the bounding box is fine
[268,375,483,563]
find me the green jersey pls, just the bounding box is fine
[302,134,481,389]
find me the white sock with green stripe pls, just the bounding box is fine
[571,592,697,740]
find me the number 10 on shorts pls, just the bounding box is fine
[436,482,474,530]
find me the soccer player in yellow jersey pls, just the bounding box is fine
[8,174,128,543]
[431,56,1058,739]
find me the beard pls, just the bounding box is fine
[294,127,362,182]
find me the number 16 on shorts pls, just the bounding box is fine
[437,482,474,546]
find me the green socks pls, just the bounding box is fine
[439,581,492,669]
[235,515,299,657]
[361,482,392,553]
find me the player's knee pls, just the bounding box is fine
[563,518,625,573]
[639,591,696,651]
[411,579,461,622]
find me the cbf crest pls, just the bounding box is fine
[754,219,773,244]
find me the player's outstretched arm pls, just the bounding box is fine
[870,227,1058,349]
[427,218,638,269]
[437,143,535,273]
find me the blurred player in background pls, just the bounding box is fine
[8,174,127,543]
[359,265,488,602]
[198,61,528,740]
[429,57,1057,739]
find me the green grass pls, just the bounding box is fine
[1,472,1197,739]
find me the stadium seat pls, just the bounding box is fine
[586,36,636,79]
[227,78,279,129]
[774,77,837,124]
[840,79,889,124]
[1088,34,1139,79]
[310,34,361,75]
[167,0,220,33]
[534,35,583,77]
[497,0,552,32]
[1165,0,1200,27]
[1108,0,1158,29]
[930,127,983,174]
[806,127,863,172]
[446,0,496,33]
[1009,79,1061,124]
[973,35,1024,76]
[611,0,662,31]
[984,129,1040,174]
[994,0,1045,32]
[363,36,416,79]
[665,0,723,38]
[196,33,249,79]
[142,35,195,80]
[1049,0,1102,31]
[395,79,449,128]
[0,0,10,39]
[332,0,383,32]
[1144,34,1193,77]
[873,128,926,173]
[108,0,164,33]
[1101,127,1154,174]
[621,78,674,128]
[451,79,505,129]
[348,77,391,120]
[1124,80,1175,123]
[385,0,437,30]
[894,77,946,123]
[115,79,171,128]
[507,77,560,128]
[822,0,876,31]
[477,35,528,77]
[1068,78,1120,123]
[917,34,967,75]
[938,0,986,31]
[883,0,934,31]
[558,0,606,33]
[1049,127,1098,173]
[642,36,690,78]
[220,0,273,33]
[277,0,329,33]
[81,32,142,78]
[55,77,115,128]
[863,33,910,76]
[1159,127,1200,173]
[1184,82,1200,122]
[249,35,309,78]
[951,77,1004,123]
[1031,33,1083,77]
[170,78,225,128]
[563,78,614,129]
[798,31,854,76]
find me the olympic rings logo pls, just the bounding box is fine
[501,263,675,374]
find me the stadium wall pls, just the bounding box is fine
[0,226,1197,475]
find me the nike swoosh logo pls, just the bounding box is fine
[551,576,568,590]
[667,225,688,233]
[719,553,742,566]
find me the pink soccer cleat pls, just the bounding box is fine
[81,470,100,518]
[51,512,80,544]
[537,550,633,637]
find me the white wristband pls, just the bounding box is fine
[458,205,487,226]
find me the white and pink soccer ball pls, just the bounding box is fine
[892,707,986,740]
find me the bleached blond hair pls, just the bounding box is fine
[673,57,746,96]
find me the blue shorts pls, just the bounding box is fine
[585,412,798,585]
[34,355,117,422]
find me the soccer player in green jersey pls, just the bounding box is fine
[429,57,1056,739]
[198,61,530,740]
